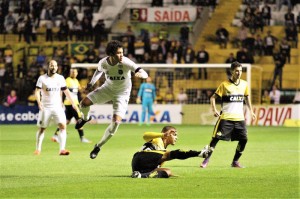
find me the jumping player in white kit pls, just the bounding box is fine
[34,60,80,156]
[75,40,148,159]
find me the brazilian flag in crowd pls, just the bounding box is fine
[71,43,90,61]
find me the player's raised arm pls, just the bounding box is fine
[87,69,103,90]
[143,132,163,142]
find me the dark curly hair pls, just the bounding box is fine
[230,61,242,71]
[106,40,123,56]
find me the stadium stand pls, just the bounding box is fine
[0,0,299,105]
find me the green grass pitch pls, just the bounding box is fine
[0,124,299,198]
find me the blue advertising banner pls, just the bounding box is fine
[0,105,39,124]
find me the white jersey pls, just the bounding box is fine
[97,56,140,93]
[36,73,66,109]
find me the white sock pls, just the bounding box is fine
[96,121,118,148]
[36,130,44,151]
[97,121,120,147]
[97,124,113,148]
[58,129,67,151]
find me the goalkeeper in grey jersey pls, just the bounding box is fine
[75,40,149,159]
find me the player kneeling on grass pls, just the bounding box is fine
[131,126,213,178]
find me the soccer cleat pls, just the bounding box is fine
[34,150,41,155]
[231,161,245,168]
[198,145,214,158]
[200,158,209,168]
[90,145,101,159]
[59,150,70,156]
[81,137,92,143]
[75,117,91,129]
[51,135,59,143]
[131,171,141,178]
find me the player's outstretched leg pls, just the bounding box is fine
[76,100,92,129]
[199,145,214,158]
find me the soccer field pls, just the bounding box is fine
[0,124,299,198]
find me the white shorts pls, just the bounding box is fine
[37,107,66,128]
[87,86,130,118]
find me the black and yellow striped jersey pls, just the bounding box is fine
[64,77,80,105]
[215,79,249,121]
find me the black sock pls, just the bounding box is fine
[78,129,84,137]
[210,138,219,148]
[170,150,200,160]
[233,139,247,162]
[205,138,219,159]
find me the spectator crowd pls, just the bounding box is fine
[0,0,299,106]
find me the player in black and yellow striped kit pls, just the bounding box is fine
[131,126,213,178]
[200,61,256,168]
[51,69,91,143]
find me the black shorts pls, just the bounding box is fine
[131,151,164,173]
[212,119,247,141]
[65,105,80,121]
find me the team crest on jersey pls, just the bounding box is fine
[118,70,123,75]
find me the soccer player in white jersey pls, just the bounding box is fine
[75,40,149,159]
[200,61,256,168]
[51,68,91,143]
[34,60,80,156]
